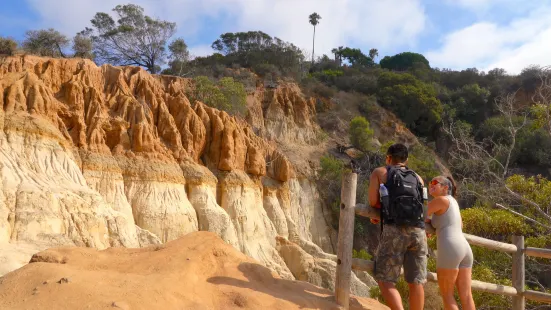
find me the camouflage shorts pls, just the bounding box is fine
[374,224,428,284]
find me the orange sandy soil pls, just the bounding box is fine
[0,231,388,310]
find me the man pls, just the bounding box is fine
[368,143,428,310]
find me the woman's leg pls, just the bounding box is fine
[456,268,476,310]
[437,268,460,310]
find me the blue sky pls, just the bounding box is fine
[1,0,550,74]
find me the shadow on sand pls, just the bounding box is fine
[208,262,373,309]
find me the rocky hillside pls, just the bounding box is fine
[0,55,371,295]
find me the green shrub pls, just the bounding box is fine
[311,69,344,85]
[219,77,247,115]
[406,144,440,183]
[352,249,372,260]
[319,155,345,229]
[312,82,336,98]
[301,75,338,99]
[525,235,551,248]
[336,74,379,95]
[358,96,380,117]
[471,265,511,309]
[190,76,247,116]
[253,63,281,79]
[349,116,374,152]
[319,154,344,180]
[506,174,551,210]
[461,207,531,239]
[218,68,257,90]
[0,36,18,56]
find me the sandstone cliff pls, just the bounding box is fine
[0,55,373,295]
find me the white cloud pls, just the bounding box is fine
[23,0,427,57]
[483,28,551,74]
[426,6,551,74]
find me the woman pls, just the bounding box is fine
[427,176,475,310]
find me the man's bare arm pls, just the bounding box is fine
[415,172,425,186]
[368,168,383,208]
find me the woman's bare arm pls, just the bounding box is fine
[427,196,450,216]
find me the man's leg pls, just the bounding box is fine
[374,225,407,309]
[408,283,424,310]
[404,227,428,310]
[378,281,404,310]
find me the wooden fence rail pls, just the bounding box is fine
[335,171,551,310]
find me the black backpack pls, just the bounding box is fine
[382,165,425,227]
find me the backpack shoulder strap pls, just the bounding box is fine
[384,165,397,188]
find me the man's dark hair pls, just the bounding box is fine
[387,143,408,164]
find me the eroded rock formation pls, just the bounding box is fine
[0,55,374,295]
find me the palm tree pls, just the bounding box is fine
[332,46,344,66]
[369,48,379,61]
[309,12,321,64]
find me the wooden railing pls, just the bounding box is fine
[334,171,551,310]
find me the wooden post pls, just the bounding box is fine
[335,171,357,309]
[512,235,525,310]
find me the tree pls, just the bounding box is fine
[330,46,373,67]
[309,12,321,64]
[379,52,430,71]
[72,29,94,59]
[520,65,545,94]
[445,92,527,185]
[86,4,176,73]
[448,83,491,127]
[339,47,373,67]
[369,48,378,61]
[212,31,273,56]
[486,68,507,81]
[22,28,69,57]
[167,38,190,76]
[0,36,18,56]
[530,66,551,135]
[331,46,344,66]
[349,116,374,152]
[377,72,442,137]
[210,31,304,75]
